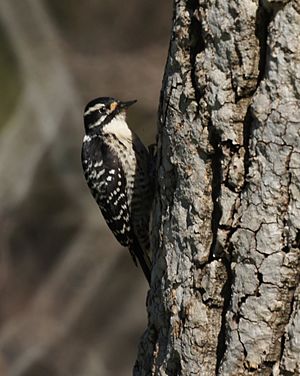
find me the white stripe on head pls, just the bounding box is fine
[84,103,105,116]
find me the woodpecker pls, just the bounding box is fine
[81,97,153,284]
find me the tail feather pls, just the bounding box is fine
[129,238,151,285]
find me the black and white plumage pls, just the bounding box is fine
[81,97,153,284]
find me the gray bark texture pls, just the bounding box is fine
[134,0,300,375]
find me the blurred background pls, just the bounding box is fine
[0,1,171,375]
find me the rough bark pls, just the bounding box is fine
[135,0,300,375]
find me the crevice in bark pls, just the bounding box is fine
[287,274,299,322]
[207,120,223,260]
[237,325,248,360]
[293,230,300,248]
[280,370,295,376]
[255,1,272,87]
[187,0,205,104]
[279,324,287,361]
[229,69,239,104]
[166,349,182,376]
[255,1,286,88]
[242,106,256,190]
[223,181,239,193]
[238,294,250,308]
[264,361,277,372]
[223,140,244,193]
[223,226,240,262]
[282,149,293,253]
[215,258,233,374]
[257,270,263,285]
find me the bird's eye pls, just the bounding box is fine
[99,108,106,114]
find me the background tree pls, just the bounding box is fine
[135,0,300,375]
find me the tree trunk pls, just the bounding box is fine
[135,0,300,375]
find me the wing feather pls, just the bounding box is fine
[82,137,132,248]
[81,136,151,282]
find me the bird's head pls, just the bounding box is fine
[83,97,137,135]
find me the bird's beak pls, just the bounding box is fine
[119,100,137,109]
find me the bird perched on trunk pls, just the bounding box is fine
[81,97,153,284]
